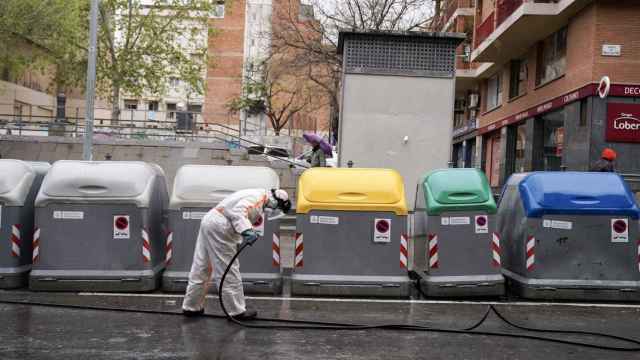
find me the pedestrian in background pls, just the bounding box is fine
[309,142,327,168]
[590,148,617,172]
[303,133,331,168]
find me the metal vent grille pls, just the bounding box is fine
[343,36,457,78]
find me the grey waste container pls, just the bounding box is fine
[163,165,282,294]
[413,169,504,297]
[292,168,411,297]
[30,161,168,292]
[498,172,640,301]
[0,160,50,288]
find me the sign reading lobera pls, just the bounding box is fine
[606,103,640,143]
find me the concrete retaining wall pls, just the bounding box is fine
[0,135,301,196]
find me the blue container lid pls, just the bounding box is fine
[518,172,640,219]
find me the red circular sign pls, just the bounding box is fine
[476,216,487,226]
[613,220,627,234]
[115,216,129,230]
[253,216,264,227]
[376,220,390,233]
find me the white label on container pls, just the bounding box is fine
[441,217,450,226]
[543,219,573,230]
[318,216,339,225]
[310,216,319,224]
[183,211,206,220]
[475,215,489,234]
[53,211,84,220]
[373,218,392,243]
[551,220,573,230]
[611,218,629,243]
[449,217,470,226]
[113,215,130,239]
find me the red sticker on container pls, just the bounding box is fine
[475,215,488,234]
[113,215,130,239]
[374,218,392,243]
[611,218,629,243]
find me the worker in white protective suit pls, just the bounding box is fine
[182,188,291,319]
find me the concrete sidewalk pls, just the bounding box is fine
[1,290,639,359]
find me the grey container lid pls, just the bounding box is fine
[35,160,164,208]
[169,165,280,210]
[0,159,37,206]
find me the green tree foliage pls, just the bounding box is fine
[0,0,87,90]
[1,0,222,120]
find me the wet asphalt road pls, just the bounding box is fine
[1,291,639,359]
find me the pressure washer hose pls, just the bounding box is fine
[218,242,640,352]
[0,242,638,352]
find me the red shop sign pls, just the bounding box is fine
[606,103,640,143]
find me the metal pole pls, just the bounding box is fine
[83,0,99,161]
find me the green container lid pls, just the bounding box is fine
[422,168,497,215]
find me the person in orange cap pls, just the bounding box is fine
[590,148,617,172]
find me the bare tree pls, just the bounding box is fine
[270,0,435,141]
[227,58,325,136]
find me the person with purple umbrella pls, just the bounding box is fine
[303,133,331,168]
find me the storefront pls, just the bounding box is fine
[451,120,478,168]
[477,82,640,189]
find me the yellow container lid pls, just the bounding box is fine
[296,168,408,215]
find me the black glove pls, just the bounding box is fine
[241,229,259,247]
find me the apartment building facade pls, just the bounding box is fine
[205,0,329,136]
[438,0,640,188]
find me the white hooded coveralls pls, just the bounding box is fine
[182,189,269,315]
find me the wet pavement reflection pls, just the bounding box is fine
[1,290,639,359]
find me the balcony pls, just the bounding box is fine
[436,0,476,31]
[471,0,593,64]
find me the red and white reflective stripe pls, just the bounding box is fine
[10,224,21,257]
[294,232,303,268]
[32,227,40,263]
[165,231,173,265]
[526,236,535,271]
[272,233,280,267]
[142,229,151,263]
[492,232,501,267]
[428,234,439,269]
[400,234,408,268]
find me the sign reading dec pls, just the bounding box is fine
[113,215,130,239]
[606,103,640,143]
[374,218,392,243]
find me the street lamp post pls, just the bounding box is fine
[83,0,99,161]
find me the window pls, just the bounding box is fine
[484,133,502,187]
[299,4,314,21]
[148,101,159,111]
[166,103,176,120]
[514,123,527,173]
[486,73,502,111]
[541,110,565,171]
[187,104,202,113]
[509,59,527,99]
[124,100,138,110]
[536,27,567,86]
[212,3,225,18]
[169,77,180,88]
[454,112,465,129]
